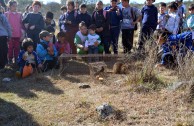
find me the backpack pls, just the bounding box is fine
[94,10,107,20]
[122,7,138,30]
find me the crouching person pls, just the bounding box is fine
[16,38,42,78]
[156,31,194,68]
[36,31,58,72]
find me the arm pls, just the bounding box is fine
[85,37,89,48]
[36,44,48,58]
[173,15,180,34]
[33,52,42,65]
[74,34,84,49]
[17,51,25,65]
[2,14,12,38]
[52,45,58,57]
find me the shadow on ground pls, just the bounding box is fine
[0,98,39,126]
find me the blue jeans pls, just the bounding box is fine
[88,45,98,62]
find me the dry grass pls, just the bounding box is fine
[1,27,194,126]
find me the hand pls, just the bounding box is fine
[97,27,103,32]
[23,55,27,60]
[67,21,72,24]
[84,47,88,51]
[116,9,120,15]
[94,41,99,47]
[132,21,137,25]
[24,23,29,29]
[30,25,35,30]
[38,64,43,68]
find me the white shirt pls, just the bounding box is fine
[165,12,180,34]
[85,33,101,48]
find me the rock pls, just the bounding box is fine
[168,81,192,91]
[96,103,113,119]
[79,83,91,89]
[2,78,11,82]
[134,85,150,93]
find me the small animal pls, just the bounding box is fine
[113,62,123,74]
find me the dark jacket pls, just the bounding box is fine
[92,9,110,38]
[77,12,92,28]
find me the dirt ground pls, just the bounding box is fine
[0,61,194,126]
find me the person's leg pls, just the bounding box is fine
[8,38,14,63]
[88,46,93,62]
[13,38,21,63]
[138,26,148,51]
[94,46,99,61]
[0,36,8,69]
[111,27,120,54]
[127,29,134,53]
[102,37,110,54]
[122,29,128,53]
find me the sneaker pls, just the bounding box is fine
[15,71,21,78]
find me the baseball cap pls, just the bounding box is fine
[39,30,52,39]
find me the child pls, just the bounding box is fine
[156,31,194,67]
[36,31,58,72]
[77,4,92,28]
[64,0,79,54]
[176,0,186,33]
[74,21,88,54]
[121,0,141,53]
[156,2,168,32]
[0,9,11,69]
[184,4,194,40]
[165,2,180,35]
[92,1,110,54]
[45,11,56,30]
[5,0,23,64]
[45,11,56,44]
[55,32,71,55]
[22,1,45,49]
[85,24,101,62]
[16,38,42,77]
[104,0,123,54]
[138,0,158,52]
[59,5,67,32]
[0,0,6,13]
[22,5,32,19]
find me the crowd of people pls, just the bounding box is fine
[0,0,194,77]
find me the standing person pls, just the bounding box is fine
[156,2,168,32]
[5,0,23,64]
[176,0,186,33]
[22,1,45,49]
[75,1,80,14]
[121,0,141,53]
[64,0,79,54]
[59,6,67,32]
[22,5,32,19]
[104,0,122,54]
[138,0,158,52]
[183,4,194,40]
[77,4,92,28]
[117,0,123,9]
[0,11,12,69]
[92,1,110,54]
[74,22,88,54]
[165,2,180,35]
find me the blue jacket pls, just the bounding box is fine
[141,5,158,28]
[17,50,41,67]
[104,6,122,27]
[77,12,92,28]
[0,13,12,37]
[36,40,58,61]
[168,31,193,49]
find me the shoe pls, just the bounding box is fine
[15,71,21,78]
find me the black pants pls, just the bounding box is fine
[138,26,155,50]
[42,60,57,72]
[122,29,134,53]
[0,36,8,69]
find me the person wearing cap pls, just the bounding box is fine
[138,0,158,52]
[104,0,122,54]
[36,31,58,72]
